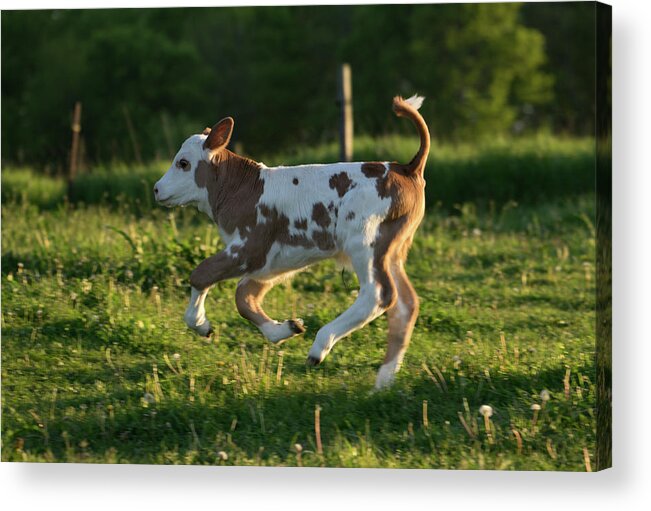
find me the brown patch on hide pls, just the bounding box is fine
[294,218,308,230]
[193,150,268,275]
[329,172,354,198]
[311,202,331,228]
[309,203,336,251]
[345,211,355,221]
[190,251,246,290]
[235,278,275,327]
[371,217,406,309]
[194,152,264,236]
[361,162,386,179]
[258,205,315,249]
[359,160,426,309]
[234,204,315,273]
[361,162,425,220]
[384,261,419,364]
[312,229,335,251]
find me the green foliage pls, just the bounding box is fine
[81,24,212,163]
[1,135,595,212]
[0,168,67,209]
[409,3,553,139]
[522,2,597,135]
[1,4,593,169]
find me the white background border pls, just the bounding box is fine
[2,0,649,509]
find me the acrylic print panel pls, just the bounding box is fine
[1,2,611,471]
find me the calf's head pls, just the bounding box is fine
[154,117,234,207]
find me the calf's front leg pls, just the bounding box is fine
[184,251,245,337]
[184,286,213,336]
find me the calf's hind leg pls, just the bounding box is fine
[374,259,419,389]
[306,242,396,365]
[236,276,306,343]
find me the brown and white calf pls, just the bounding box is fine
[154,95,430,389]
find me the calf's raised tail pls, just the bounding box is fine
[392,95,430,176]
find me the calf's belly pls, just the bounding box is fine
[248,242,338,279]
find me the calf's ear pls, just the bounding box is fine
[203,117,234,152]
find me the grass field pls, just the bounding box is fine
[1,136,597,469]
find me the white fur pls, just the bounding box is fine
[154,135,208,210]
[259,320,302,344]
[224,228,245,256]
[184,287,211,336]
[374,356,402,389]
[404,94,425,110]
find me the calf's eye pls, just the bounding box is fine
[178,159,190,170]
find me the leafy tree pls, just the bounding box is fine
[522,2,596,135]
[81,23,212,162]
[409,3,553,140]
[1,4,594,169]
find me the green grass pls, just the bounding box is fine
[1,137,597,469]
[1,134,595,211]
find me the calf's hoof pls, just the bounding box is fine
[288,318,306,335]
[306,355,322,366]
[186,320,212,338]
[261,319,306,344]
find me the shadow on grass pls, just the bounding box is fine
[3,359,593,467]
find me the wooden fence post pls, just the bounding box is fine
[160,111,175,159]
[338,63,353,162]
[123,105,143,165]
[68,101,82,198]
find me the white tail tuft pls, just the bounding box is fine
[404,94,425,110]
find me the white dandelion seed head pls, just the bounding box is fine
[217,451,228,461]
[531,404,541,411]
[173,353,181,361]
[143,392,155,404]
[293,443,303,453]
[540,389,551,401]
[479,405,493,417]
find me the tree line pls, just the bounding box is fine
[1,3,597,170]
